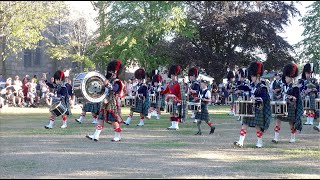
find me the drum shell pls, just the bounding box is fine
[234,100,255,117]
[315,98,320,111]
[270,101,288,117]
[125,96,136,107]
[73,72,106,103]
[49,101,67,117]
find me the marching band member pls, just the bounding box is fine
[75,102,100,124]
[271,73,283,101]
[147,71,164,120]
[226,70,236,115]
[234,61,272,148]
[235,68,251,122]
[123,68,150,126]
[314,85,320,132]
[272,63,303,143]
[194,80,215,135]
[187,67,201,123]
[43,70,71,129]
[160,65,186,130]
[301,63,318,125]
[86,59,124,142]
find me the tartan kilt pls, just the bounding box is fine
[242,99,272,131]
[98,110,119,123]
[131,98,144,113]
[195,103,209,121]
[278,103,295,122]
[309,94,316,110]
[151,95,161,108]
[83,102,100,114]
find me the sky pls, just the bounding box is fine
[65,1,315,48]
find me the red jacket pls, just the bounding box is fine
[160,81,181,101]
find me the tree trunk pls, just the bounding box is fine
[1,36,7,79]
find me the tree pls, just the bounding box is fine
[90,1,186,72]
[152,1,300,82]
[44,6,97,73]
[296,1,320,73]
[0,1,64,77]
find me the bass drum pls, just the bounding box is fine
[73,72,106,103]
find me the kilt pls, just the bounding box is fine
[98,110,119,123]
[242,98,272,131]
[278,103,295,122]
[131,96,150,116]
[278,97,303,131]
[83,102,100,114]
[195,103,209,121]
[309,93,316,110]
[131,98,144,113]
[151,95,162,108]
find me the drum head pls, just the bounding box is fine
[79,72,106,103]
[49,101,61,111]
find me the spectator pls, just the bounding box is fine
[22,75,30,100]
[26,78,37,107]
[126,79,133,96]
[13,75,23,88]
[6,77,12,87]
[32,75,38,84]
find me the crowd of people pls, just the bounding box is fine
[0,73,75,109]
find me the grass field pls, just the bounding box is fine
[0,105,319,179]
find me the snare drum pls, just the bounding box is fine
[270,101,288,117]
[315,98,320,111]
[125,96,136,107]
[49,101,67,117]
[149,94,156,103]
[303,96,311,110]
[234,100,255,117]
[187,102,201,111]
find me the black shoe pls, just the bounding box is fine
[86,135,93,140]
[209,127,215,134]
[75,119,82,124]
[195,131,202,135]
[313,126,320,132]
[271,139,279,144]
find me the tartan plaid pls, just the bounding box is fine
[242,89,272,132]
[179,82,187,120]
[309,93,316,110]
[131,94,150,116]
[83,102,100,114]
[195,103,209,121]
[276,96,303,131]
[151,95,162,108]
[131,98,144,113]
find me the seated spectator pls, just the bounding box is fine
[26,79,37,107]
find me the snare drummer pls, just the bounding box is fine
[272,63,303,144]
[86,59,125,142]
[187,67,201,123]
[43,70,71,129]
[301,63,318,125]
[194,80,215,135]
[123,68,150,126]
[226,70,237,115]
[234,61,272,148]
[313,84,320,132]
[160,65,187,130]
[235,68,251,122]
[147,72,163,120]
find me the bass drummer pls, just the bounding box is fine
[43,70,71,129]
